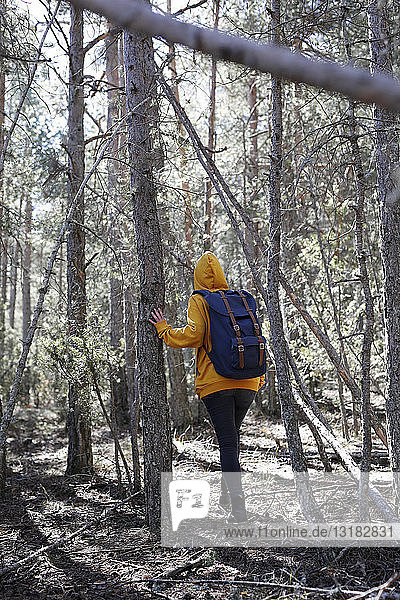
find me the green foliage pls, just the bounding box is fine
[38,314,126,421]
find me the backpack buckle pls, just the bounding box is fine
[238,345,244,352]
[233,324,240,331]
[259,343,265,350]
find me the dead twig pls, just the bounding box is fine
[347,572,400,600]
[131,576,362,596]
[157,549,209,579]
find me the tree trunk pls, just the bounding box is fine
[123,20,172,533]
[8,237,19,330]
[204,0,219,251]
[22,195,32,342]
[368,3,400,490]
[118,36,140,489]
[342,5,373,474]
[105,23,129,427]
[245,73,259,283]
[20,194,33,405]
[267,0,307,474]
[166,0,193,261]
[124,281,140,490]
[0,7,6,492]
[0,235,6,383]
[66,5,93,476]
[165,301,192,431]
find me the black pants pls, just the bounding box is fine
[201,388,256,496]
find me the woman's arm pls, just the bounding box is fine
[149,296,205,349]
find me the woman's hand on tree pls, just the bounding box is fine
[149,307,166,325]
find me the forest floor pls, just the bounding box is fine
[1,396,400,600]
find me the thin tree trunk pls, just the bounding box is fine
[8,216,19,330]
[0,1,61,174]
[279,270,387,448]
[106,23,129,427]
[118,37,141,490]
[368,2,400,499]
[66,5,93,476]
[166,0,193,261]
[0,2,5,410]
[165,301,191,430]
[165,1,195,424]
[267,0,307,475]
[204,0,219,251]
[123,16,172,533]
[22,196,32,342]
[124,281,140,490]
[0,25,5,491]
[310,184,354,433]
[342,5,373,476]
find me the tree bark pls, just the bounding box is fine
[105,23,129,427]
[8,227,19,330]
[123,17,172,533]
[267,0,307,474]
[368,2,400,492]
[22,195,32,342]
[66,5,93,476]
[342,4,373,475]
[165,301,191,431]
[124,280,140,490]
[156,62,392,514]
[166,0,193,260]
[310,181,355,432]
[204,0,219,251]
[0,0,6,493]
[0,88,128,492]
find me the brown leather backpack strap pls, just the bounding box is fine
[237,290,265,367]
[218,290,244,368]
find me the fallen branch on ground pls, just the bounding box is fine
[130,576,362,597]
[157,549,209,579]
[347,572,400,600]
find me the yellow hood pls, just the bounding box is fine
[194,251,229,291]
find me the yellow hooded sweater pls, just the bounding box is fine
[155,251,266,399]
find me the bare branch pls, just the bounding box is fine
[70,0,400,111]
[83,26,121,54]
[128,577,362,597]
[173,0,207,17]
[0,1,62,175]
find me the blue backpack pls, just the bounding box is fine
[192,289,267,379]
